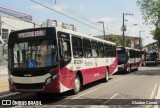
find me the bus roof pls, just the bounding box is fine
[9,27,116,45]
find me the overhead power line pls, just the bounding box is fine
[44,0,99,26]
[33,0,120,34]
[55,0,120,34]
[30,0,102,31]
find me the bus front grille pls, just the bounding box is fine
[14,83,44,90]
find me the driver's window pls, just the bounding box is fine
[61,39,71,60]
[58,32,71,68]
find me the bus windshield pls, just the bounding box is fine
[10,39,58,68]
[146,53,156,60]
[117,51,127,64]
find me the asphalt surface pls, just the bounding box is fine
[0,66,160,108]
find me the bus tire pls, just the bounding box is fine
[73,75,81,95]
[103,68,109,82]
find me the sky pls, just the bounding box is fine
[0,0,156,46]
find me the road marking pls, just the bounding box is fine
[0,92,19,99]
[150,83,158,99]
[154,83,160,108]
[73,78,122,99]
[146,83,158,108]
[109,93,119,99]
[102,93,119,105]
[61,77,125,105]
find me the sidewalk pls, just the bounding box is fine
[0,81,9,92]
[0,65,9,92]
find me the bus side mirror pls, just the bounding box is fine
[1,43,8,61]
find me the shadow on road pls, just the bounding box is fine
[132,70,160,76]
[0,78,114,106]
[113,69,137,75]
[113,65,160,76]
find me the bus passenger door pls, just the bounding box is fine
[58,32,71,69]
[58,32,73,89]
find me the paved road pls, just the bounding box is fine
[0,66,160,108]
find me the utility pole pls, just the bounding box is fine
[121,13,133,46]
[122,13,125,46]
[55,0,56,5]
[98,21,105,40]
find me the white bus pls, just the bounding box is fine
[5,26,118,94]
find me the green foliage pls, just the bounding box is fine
[110,35,131,47]
[137,0,160,27]
[145,41,160,50]
[125,38,132,47]
[151,28,160,39]
[137,0,160,48]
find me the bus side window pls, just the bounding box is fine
[72,36,83,58]
[108,45,111,57]
[98,42,104,58]
[111,45,114,57]
[91,40,98,58]
[83,38,91,58]
[113,45,116,57]
[104,44,108,58]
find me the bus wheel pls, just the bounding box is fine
[73,75,81,94]
[103,68,109,82]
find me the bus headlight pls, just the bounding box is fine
[45,73,59,84]
[46,77,52,84]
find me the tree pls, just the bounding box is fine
[137,0,160,47]
[111,35,131,47]
[125,38,132,47]
[145,41,160,51]
[150,28,160,46]
[111,34,122,46]
[137,0,160,27]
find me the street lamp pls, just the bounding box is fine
[98,21,105,40]
[139,30,145,50]
[127,24,138,36]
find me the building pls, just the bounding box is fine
[0,7,36,65]
[0,7,35,43]
[95,34,142,49]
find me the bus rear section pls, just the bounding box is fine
[117,47,141,73]
[7,27,118,94]
[145,52,159,66]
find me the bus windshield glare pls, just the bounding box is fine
[10,39,58,68]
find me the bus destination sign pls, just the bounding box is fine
[18,30,46,38]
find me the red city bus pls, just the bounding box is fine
[117,46,141,73]
[6,27,118,94]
